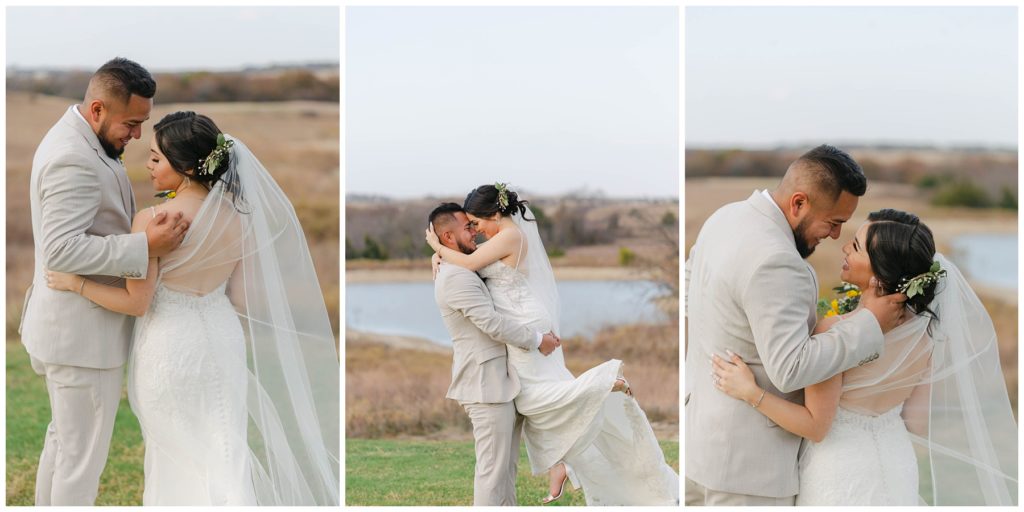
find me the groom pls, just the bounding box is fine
[684,145,906,505]
[19,57,187,505]
[429,202,560,506]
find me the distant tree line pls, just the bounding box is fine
[7,66,339,103]
[345,198,678,261]
[686,149,1017,210]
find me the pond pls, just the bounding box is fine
[346,279,671,345]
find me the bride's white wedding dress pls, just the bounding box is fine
[797,405,918,505]
[130,282,256,505]
[796,253,1017,506]
[126,136,339,506]
[476,221,678,505]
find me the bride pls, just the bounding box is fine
[46,112,339,505]
[425,183,679,505]
[711,209,1017,505]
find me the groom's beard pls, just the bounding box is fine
[97,120,125,159]
[793,216,815,259]
[455,239,475,255]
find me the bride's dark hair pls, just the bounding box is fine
[153,111,246,210]
[153,112,230,187]
[463,184,534,221]
[865,209,940,320]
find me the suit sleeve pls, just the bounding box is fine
[742,251,884,393]
[38,154,149,277]
[444,269,538,351]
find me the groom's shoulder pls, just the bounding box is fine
[435,264,479,286]
[34,122,93,170]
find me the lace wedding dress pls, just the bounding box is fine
[126,136,339,505]
[796,254,1018,506]
[795,313,930,506]
[478,245,678,505]
[796,404,919,505]
[130,282,257,505]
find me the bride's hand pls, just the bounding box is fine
[424,224,442,252]
[711,351,762,404]
[44,270,84,293]
[431,252,442,280]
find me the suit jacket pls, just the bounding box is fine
[20,106,149,369]
[434,263,537,404]
[684,190,883,498]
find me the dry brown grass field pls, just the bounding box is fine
[5,91,339,338]
[346,320,680,441]
[685,177,1018,411]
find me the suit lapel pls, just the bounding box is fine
[63,107,135,217]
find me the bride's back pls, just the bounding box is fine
[839,313,933,415]
[158,194,244,295]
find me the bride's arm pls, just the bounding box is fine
[425,226,520,272]
[712,314,845,442]
[45,211,160,316]
[712,353,842,442]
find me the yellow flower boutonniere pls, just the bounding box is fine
[817,282,862,318]
[155,190,176,199]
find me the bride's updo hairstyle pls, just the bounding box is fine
[865,209,939,320]
[152,111,231,189]
[463,184,535,221]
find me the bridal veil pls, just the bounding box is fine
[129,136,340,505]
[839,253,1016,505]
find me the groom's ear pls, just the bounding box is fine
[788,191,810,218]
[87,99,105,122]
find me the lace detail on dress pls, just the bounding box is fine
[129,281,255,505]
[797,405,918,506]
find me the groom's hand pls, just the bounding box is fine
[146,211,189,258]
[861,276,907,333]
[539,332,561,356]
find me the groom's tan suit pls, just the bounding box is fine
[684,191,884,505]
[435,262,539,506]
[20,106,149,505]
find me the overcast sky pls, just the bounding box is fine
[687,7,1017,149]
[6,6,339,71]
[346,7,679,199]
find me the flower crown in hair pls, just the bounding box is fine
[197,133,234,176]
[897,261,946,299]
[494,182,510,211]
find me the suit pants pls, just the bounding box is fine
[462,401,524,506]
[30,356,122,506]
[686,477,796,506]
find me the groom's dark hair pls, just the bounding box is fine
[791,144,867,202]
[91,57,156,105]
[429,203,465,235]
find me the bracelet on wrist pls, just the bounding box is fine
[751,389,767,408]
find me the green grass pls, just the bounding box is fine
[345,438,679,506]
[6,342,144,505]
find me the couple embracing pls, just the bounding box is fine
[19,58,339,505]
[426,184,679,506]
[685,145,1017,505]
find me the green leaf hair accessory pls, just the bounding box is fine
[896,260,947,299]
[197,133,234,176]
[495,182,510,211]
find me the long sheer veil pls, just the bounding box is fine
[132,135,340,505]
[513,205,561,336]
[840,253,1016,505]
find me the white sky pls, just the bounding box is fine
[687,6,1017,149]
[346,6,679,199]
[6,6,339,71]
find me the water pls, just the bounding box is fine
[949,233,1017,290]
[346,280,670,345]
